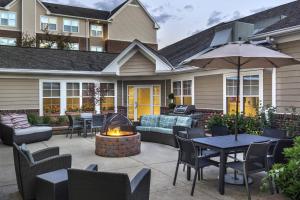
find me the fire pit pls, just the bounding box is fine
[95,114,141,157]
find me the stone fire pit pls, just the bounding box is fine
[95,133,141,157]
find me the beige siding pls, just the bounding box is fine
[0,78,39,110]
[120,51,156,76]
[3,0,22,31]
[264,69,272,106]
[277,40,300,112]
[194,75,223,110]
[108,5,157,44]
[22,0,36,35]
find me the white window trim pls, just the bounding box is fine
[100,82,117,113]
[40,80,118,116]
[63,18,79,33]
[90,45,103,52]
[171,79,194,105]
[0,11,16,27]
[40,15,57,31]
[223,70,264,114]
[90,24,103,37]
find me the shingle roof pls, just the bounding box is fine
[109,0,129,18]
[0,45,118,72]
[159,0,300,66]
[0,0,13,7]
[42,2,111,20]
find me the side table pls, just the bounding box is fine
[36,169,68,200]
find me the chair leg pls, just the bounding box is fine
[173,161,180,186]
[70,128,73,139]
[243,172,251,200]
[191,169,198,196]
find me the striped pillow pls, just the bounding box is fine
[0,114,14,127]
[10,114,31,129]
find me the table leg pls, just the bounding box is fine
[219,150,226,195]
[84,120,87,138]
[187,166,191,181]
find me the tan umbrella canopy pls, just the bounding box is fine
[185,42,300,140]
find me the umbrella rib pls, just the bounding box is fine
[265,58,280,68]
[202,59,214,68]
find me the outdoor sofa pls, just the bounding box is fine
[135,115,197,147]
[0,114,52,146]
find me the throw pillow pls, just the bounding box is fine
[176,117,193,128]
[20,144,35,163]
[159,115,178,129]
[10,114,31,129]
[0,114,14,127]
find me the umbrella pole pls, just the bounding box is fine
[235,57,241,141]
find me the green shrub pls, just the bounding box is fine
[262,137,300,200]
[42,116,51,125]
[207,114,226,132]
[58,116,68,126]
[27,113,39,125]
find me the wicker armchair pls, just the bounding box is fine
[68,166,151,200]
[13,143,72,200]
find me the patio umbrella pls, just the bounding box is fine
[185,42,300,141]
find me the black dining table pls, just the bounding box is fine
[192,134,278,195]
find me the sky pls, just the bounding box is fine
[44,0,296,48]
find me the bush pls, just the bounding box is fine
[263,137,300,200]
[58,116,68,126]
[207,114,226,132]
[27,113,39,125]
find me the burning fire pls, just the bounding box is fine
[107,128,133,137]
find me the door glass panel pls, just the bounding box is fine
[153,86,161,115]
[128,86,134,120]
[137,88,151,120]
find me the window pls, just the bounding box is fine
[90,46,103,52]
[90,25,103,37]
[225,75,260,116]
[39,41,57,49]
[100,83,115,112]
[153,86,161,115]
[0,11,16,27]
[173,81,181,105]
[40,16,57,31]
[173,80,193,105]
[63,19,79,33]
[0,37,16,46]
[243,75,259,116]
[43,82,60,114]
[82,83,95,112]
[68,43,79,50]
[183,80,192,105]
[66,83,80,112]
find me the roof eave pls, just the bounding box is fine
[250,25,300,40]
[49,13,109,22]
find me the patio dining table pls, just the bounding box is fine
[192,134,278,195]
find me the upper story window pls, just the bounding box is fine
[41,16,57,31]
[90,25,103,37]
[0,11,16,27]
[68,43,79,50]
[90,46,103,52]
[63,19,79,33]
[0,37,16,46]
[39,41,57,49]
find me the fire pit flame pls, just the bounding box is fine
[107,127,134,137]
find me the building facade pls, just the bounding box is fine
[1,0,300,122]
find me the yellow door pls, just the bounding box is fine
[137,87,151,120]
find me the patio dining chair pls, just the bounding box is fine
[90,114,105,138]
[67,115,83,139]
[262,128,286,139]
[173,135,218,196]
[226,142,273,200]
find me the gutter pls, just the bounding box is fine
[250,25,300,40]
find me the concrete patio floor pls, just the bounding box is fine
[0,135,286,200]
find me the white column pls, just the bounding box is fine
[60,81,67,116]
[95,82,101,114]
[272,68,277,108]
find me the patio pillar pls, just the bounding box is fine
[272,68,277,108]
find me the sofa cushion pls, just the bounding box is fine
[159,115,178,129]
[176,116,193,128]
[10,114,31,129]
[20,144,35,163]
[15,126,52,136]
[150,127,173,135]
[0,114,14,127]
[140,115,160,127]
[136,126,152,132]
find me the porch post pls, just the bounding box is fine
[272,68,277,108]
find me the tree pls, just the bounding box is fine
[40,26,73,50]
[16,32,36,47]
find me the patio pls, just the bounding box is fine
[0,135,282,200]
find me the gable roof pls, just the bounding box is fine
[41,2,111,20]
[0,45,118,73]
[159,0,300,67]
